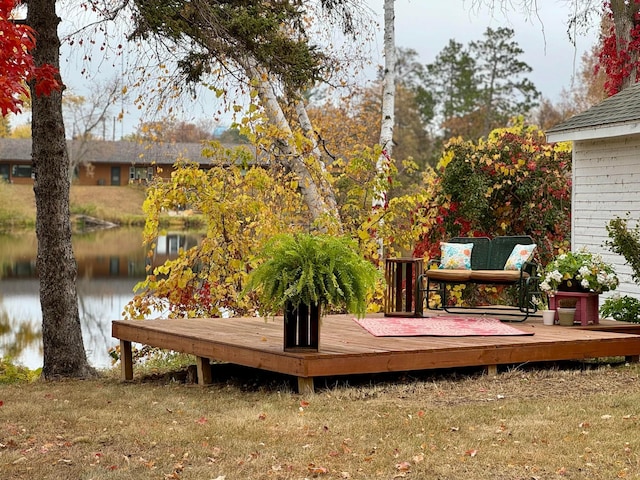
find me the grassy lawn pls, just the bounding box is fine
[2,362,640,479]
[0,183,148,228]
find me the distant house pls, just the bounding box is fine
[546,82,640,299]
[0,138,250,186]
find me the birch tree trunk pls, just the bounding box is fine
[294,99,341,218]
[243,57,342,230]
[27,0,95,378]
[373,0,396,254]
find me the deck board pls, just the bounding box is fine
[112,313,640,388]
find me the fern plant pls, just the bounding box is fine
[244,233,379,318]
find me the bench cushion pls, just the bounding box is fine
[469,270,528,282]
[424,269,472,282]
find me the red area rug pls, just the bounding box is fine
[354,316,533,337]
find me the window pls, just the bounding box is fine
[0,164,8,181]
[129,166,154,183]
[12,164,32,178]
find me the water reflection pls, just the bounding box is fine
[0,228,199,369]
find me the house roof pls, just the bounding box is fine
[546,81,640,142]
[0,138,251,165]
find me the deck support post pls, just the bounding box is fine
[486,364,498,376]
[297,377,315,395]
[196,356,213,385]
[120,340,133,381]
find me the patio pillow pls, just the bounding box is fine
[504,243,536,270]
[439,242,473,270]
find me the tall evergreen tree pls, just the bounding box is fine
[423,28,539,140]
[424,39,479,134]
[470,27,540,136]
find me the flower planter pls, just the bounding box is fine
[557,279,589,293]
[284,302,320,352]
[557,307,576,326]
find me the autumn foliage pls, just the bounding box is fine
[598,0,640,95]
[414,121,572,266]
[0,0,60,116]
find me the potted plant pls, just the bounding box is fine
[533,293,556,326]
[540,247,619,294]
[243,233,379,351]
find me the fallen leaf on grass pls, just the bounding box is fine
[196,416,208,425]
[308,464,328,474]
[465,449,478,457]
[395,461,411,472]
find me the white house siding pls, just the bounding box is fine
[571,134,640,300]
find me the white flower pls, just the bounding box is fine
[578,266,590,276]
[581,278,590,289]
[549,270,563,282]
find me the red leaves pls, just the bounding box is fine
[597,4,640,96]
[0,0,61,116]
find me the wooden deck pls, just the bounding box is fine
[112,313,640,393]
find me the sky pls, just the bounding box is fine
[369,0,599,101]
[10,1,600,139]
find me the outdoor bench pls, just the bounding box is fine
[418,235,540,321]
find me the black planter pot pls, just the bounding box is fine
[284,301,320,351]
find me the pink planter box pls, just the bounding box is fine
[549,292,600,325]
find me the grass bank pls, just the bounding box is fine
[0,183,204,231]
[0,183,148,229]
[2,362,640,479]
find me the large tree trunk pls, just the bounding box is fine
[27,0,95,379]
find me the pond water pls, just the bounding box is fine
[0,227,199,369]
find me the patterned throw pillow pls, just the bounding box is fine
[504,244,536,270]
[439,242,474,270]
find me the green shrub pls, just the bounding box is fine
[600,295,640,323]
[0,358,41,383]
[606,215,640,285]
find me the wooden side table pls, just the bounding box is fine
[549,291,600,325]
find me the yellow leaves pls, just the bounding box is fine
[437,149,455,169]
